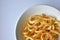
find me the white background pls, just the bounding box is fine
[1,0,60,40]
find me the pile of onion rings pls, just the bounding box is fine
[23,14,60,40]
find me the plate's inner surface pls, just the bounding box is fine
[16,5,60,40]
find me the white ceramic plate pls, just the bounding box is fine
[16,5,60,40]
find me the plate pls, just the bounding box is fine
[16,5,60,40]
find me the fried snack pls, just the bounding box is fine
[23,14,60,40]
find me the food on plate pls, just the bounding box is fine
[22,14,60,40]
